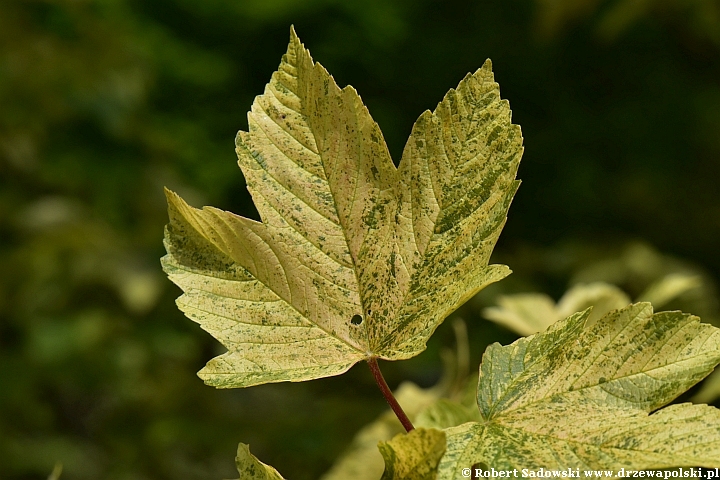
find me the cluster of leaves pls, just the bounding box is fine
[5,0,720,478]
[232,300,720,479]
[163,31,720,479]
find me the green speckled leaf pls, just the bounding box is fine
[234,443,284,480]
[379,428,446,480]
[162,27,522,387]
[439,303,720,478]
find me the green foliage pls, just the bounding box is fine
[535,0,720,44]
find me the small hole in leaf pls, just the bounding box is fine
[351,314,363,326]
[366,309,372,316]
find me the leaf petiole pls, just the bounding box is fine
[366,357,414,432]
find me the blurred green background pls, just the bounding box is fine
[2,0,720,478]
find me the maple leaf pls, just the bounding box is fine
[437,303,720,477]
[162,27,522,388]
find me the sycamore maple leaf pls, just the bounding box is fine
[437,303,720,477]
[162,27,522,388]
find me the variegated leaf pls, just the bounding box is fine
[438,303,720,478]
[162,27,522,387]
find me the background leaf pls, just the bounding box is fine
[482,282,630,335]
[378,428,446,480]
[483,274,703,336]
[235,443,285,480]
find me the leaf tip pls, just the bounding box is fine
[289,24,302,47]
[163,188,182,215]
[163,188,194,221]
[488,264,513,284]
[288,24,304,52]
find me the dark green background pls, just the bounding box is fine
[2,0,720,478]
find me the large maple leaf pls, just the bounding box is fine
[162,27,522,388]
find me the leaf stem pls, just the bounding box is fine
[366,357,414,432]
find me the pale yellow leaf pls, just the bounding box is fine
[483,293,557,336]
[637,273,702,309]
[555,282,630,324]
[483,282,629,336]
